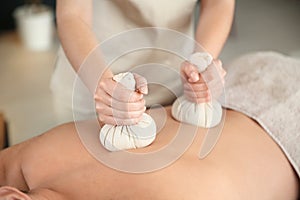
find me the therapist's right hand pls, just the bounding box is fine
[94,73,147,126]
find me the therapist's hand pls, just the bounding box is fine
[94,73,147,126]
[181,59,226,103]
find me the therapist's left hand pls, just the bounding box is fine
[180,59,226,103]
[94,73,148,126]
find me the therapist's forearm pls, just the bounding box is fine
[57,17,113,90]
[56,1,113,92]
[195,0,235,58]
[57,16,98,72]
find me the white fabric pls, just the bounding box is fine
[172,96,222,127]
[50,0,198,123]
[99,72,156,151]
[189,52,213,72]
[100,113,156,151]
[222,51,300,179]
[171,52,223,127]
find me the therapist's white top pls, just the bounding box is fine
[51,0,198,120]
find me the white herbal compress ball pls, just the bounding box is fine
[171,52,222,128]
[99,72,156,151]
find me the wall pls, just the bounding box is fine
[0,0,56,31]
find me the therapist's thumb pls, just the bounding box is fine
[181,61,200,83]
[133,73,148,95]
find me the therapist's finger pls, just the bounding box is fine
[95,95,145,125]
[95,97,144,126]
[181,61,200,83]
[97,78,143,103]
[95,99,146,119]
[96,102,145,123]
[94,90,146,112]
[183,78,208,92]
[184,82,210,103]
[133,73,148,95]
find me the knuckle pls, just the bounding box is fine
[96,106,105,113]
[98,81,106,89]
[94,87,104,98]
[105,98,114,108]
[95,95,105,103]
[141,98,146,106]
[98,115,105,122]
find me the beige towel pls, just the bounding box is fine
[222,51,300,179]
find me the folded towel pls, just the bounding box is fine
[222,51,300,179]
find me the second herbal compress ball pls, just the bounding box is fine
[171,52,223,128]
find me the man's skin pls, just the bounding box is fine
[0,107,299,200]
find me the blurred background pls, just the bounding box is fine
[0,0,299,146]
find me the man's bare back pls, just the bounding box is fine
[0,107,298,200]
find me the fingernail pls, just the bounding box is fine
[189,72,199,82]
